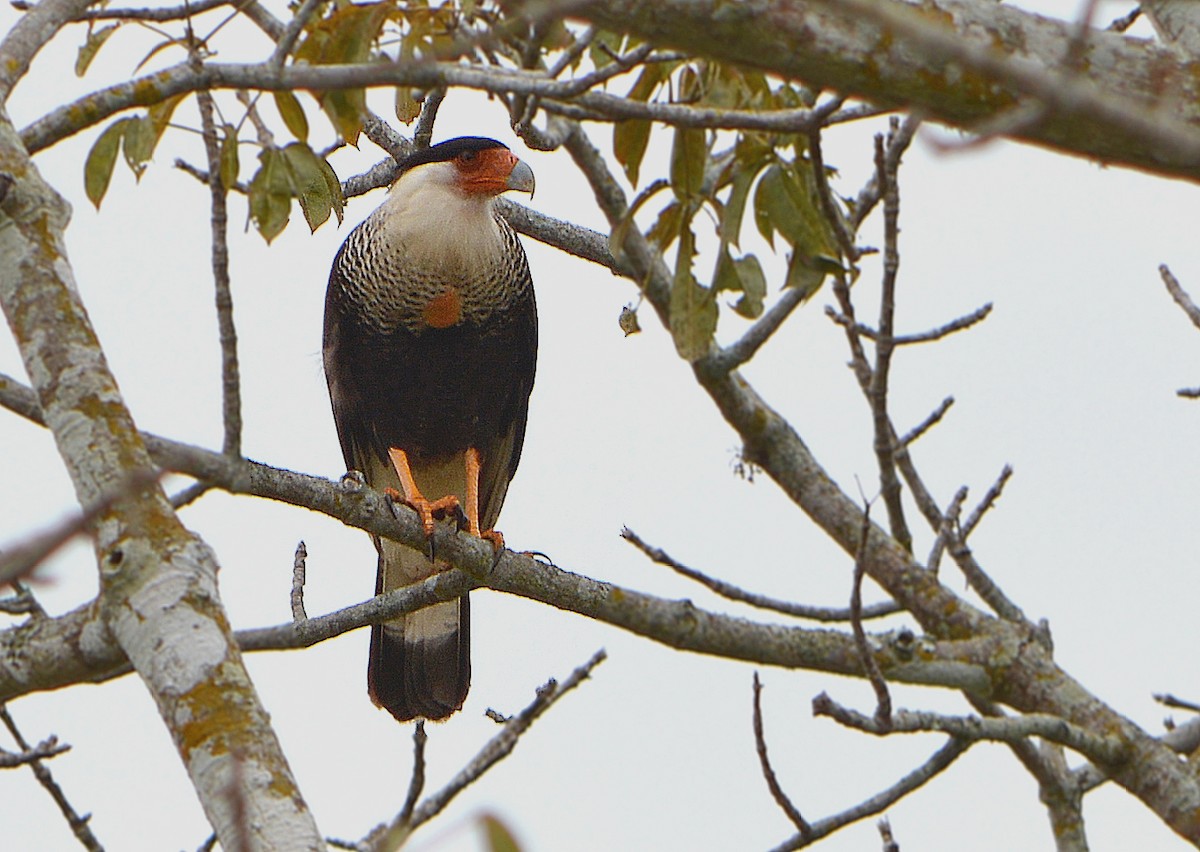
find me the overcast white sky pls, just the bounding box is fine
[2,2,1198,850]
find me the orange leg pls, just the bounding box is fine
[386,448,461,538]
[465,447,505,551]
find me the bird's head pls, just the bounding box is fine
[396,137,535,200]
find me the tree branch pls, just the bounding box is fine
[574,0,1200,184]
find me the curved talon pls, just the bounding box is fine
[384,486,460,538]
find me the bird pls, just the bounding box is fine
[323,136,537,721]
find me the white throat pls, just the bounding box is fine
[375,162,504,273]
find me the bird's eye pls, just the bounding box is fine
[459,150,477,163]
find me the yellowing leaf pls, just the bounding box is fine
[669,227,717,362]
[479,813,522,852]
[612,64,667,187]
[613,119,651,188]
[295,3,388,144]
[83,119,129,209]
[248,148,292,243]
[76,25,118,77]
[395,88,421,125]
[121,116,155,179]
[219,124,240,190]
[273,91,309,142]
[670,126,706,200]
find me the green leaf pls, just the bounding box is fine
[669,226,717,362]
[669,126,706,200]
[719,161,756,249]
[273,91,309,142]
[219,124,240,190]
[83,119,128,208]
[479,813,522,852]
[713,249,766,319]
[784,250,828,300]
[732,254,767,318]
[76,25,118,77]
[121,116,155,179]
[646,199,683,253]
[248,148,292,243]
[753,164,781,248]
[279,143,345,232]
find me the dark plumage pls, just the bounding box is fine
[323,137,537,721]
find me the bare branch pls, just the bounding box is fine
[0,707,99,851]
[768,736,968,851]
[812,695,1127,765]
[960,465,1013,540]
[828,303,993,346]
[851,505,892,729]
[1160,263,1200,330]
[396,721,427,828]
[269,0,323,68]
[878,818,899,852]
[290,541,307,623]
[752,674,811,838]
[711,285,810,373]
[622,526,900,623]
[366,650,608,849]
[193,81,242,458]
[898,396,954,448]
[867,124,911,554]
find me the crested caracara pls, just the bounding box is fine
[323,136,537,721]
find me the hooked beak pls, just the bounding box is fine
[506,159,536,198]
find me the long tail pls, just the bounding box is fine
[368,539,470,721]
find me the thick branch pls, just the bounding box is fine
[574,0,1200,184]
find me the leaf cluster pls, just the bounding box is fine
[609,59,844,361]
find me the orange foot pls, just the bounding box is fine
[383,487,462,538]
[481,529,505,551]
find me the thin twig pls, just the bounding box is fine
[768,737,968,852]
[1160,263,1200,330]
[290,541,307,623]
[752,673,811,837]
[827,303,993,345]
[867,122,911,554]
[1156,693,1200,714]
[396,721,427,827]
[812,695,1127,764]
[0,469,158,585]
[878,817,899,852]
[851,504,892,730]
[170,480,212,508]
[190,38,242,458]
[960,465,1012,540]
[897,397,954,448]
[0,707,100,851]
[269,0,323,68]
[712,285,810,373]
[622,527,900,622]
[366,650,607,848]
[926,486,967,576]
[412,88,445,150]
